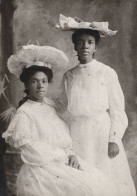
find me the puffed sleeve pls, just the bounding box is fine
[2,110,67,166]
[53,73,68,113]
[2,111,32,148]
[106,68,128,144]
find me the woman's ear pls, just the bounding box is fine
[74,44,77,52]
[94,47,97,52]
[24,83,29,91]
[25,84,28,89]
[93,48,97,58]
[24,89,29,94]
[49,78,53,84]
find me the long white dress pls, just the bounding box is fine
[3,98,118,196]
[58,59,136,196]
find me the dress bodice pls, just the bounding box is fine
[3,97,72,150]
[21,98,72,149]
[65,60,110,116]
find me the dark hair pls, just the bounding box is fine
[72,29,100,45]
[20,65,53,84]
[18,65,53,107]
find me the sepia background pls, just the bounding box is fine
[0,0,137,195]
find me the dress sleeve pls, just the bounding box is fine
[2,111,68,166]
[53,73,68,113]
[21,141,69,166]
[106,68,128,144]
[21,142,57,166]
[2,111,32,148]
[64,142,76,157]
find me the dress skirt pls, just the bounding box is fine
[70,111,136,196]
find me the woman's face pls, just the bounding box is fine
[74,34,96,64]
[27,71,49,102]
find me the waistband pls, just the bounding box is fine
[73,109,109,119]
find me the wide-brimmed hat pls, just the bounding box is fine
[7,45,69,78]
[56,14,117,37]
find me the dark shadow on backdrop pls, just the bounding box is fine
[0,0,16,195]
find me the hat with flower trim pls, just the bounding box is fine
[56,14,117,37]
[7,44,69,78]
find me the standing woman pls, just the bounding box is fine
[56,14,136,196]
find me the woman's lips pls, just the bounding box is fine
[37,91,45,93]
[81,51,89,55]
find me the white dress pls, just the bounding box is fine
[3,98,118,196]
[58,59,136,196]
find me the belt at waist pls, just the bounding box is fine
[72,109,109,118]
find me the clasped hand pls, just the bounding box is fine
[108,142,119,158]
[68,155,82,170]
[68,143,119,170]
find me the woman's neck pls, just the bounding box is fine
[29,97,44,103]
[79,58,93,64]
[78,56,93,64]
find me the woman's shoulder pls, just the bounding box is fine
[17,101,32,116]
[3,102,31,134]
[94,60,119,86]
[96,60,117,76]
[65,65,79,76]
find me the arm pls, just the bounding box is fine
[21,142,57,166]
[64,141,82,170]
[2,111,31,148]
[53,73,68,113]
[2,111,64,166]
[106,69,128,157]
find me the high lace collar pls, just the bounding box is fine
[27,97,55,107]
[78,59,96,68]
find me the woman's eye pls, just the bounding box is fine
[42,80,48,84]
[32,80,38,84]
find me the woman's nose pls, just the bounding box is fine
[37,81,43,88]
[82,41,88,48]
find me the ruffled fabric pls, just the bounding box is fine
[2,97,119,196]
[56,14,118,37]
[7,45,69,78]
[2,111,33,148]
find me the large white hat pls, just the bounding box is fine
[7,45,69,78]
[56,14,117,37]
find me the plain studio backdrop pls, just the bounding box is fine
[0,0,137,195]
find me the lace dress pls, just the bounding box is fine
[59,59,136,196]
[3,98,118,196]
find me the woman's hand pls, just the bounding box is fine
[108,142,119,158]
[6,136,14,146]
[68,155,82,170]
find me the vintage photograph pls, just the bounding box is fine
[0,0,137,195]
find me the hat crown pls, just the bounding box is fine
[79,22,91,28]
[7,45,69,78]
[56,14,118,37]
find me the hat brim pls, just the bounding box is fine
[59,27,117,37]
[7,45,69,78]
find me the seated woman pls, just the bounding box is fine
[3,45,118,196]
